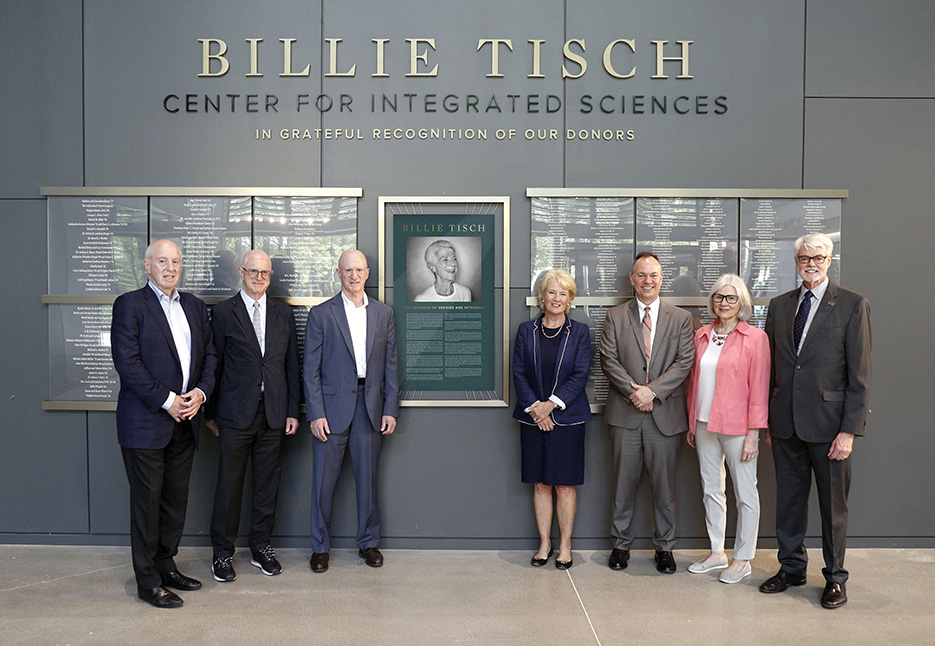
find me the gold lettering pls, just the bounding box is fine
[198,39,229,77]
[246,38,262,77]
[477,39,514,78]
[406,38,439,77]
[528,40,545,78]
[325,38,356,77]
[280,38,311,77]
[562,39,587,79]
[652,40,693,79]
[602,39,636,79]
[372,39,390,77]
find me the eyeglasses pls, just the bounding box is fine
[796,254,829,265]
[712,293,739,304]
[241,267,272,279]
[339,268,368,276]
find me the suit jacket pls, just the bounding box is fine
[599,299,694,436]
[206,293,300,430]
[765,281,871,442]
[512,316,593,426]
[111,285,217,449]
[303,293,400,433]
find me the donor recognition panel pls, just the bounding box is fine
[527,189,846,406]
[42,188,360,409]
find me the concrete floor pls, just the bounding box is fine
[0,545,931,646]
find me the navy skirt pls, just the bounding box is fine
[520,422,585,486]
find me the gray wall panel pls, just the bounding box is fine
[807,0,935,98]
[804,98,935,536]
[0,0,84,197]
[0,200,88,533]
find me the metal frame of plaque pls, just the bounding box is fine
[378,196,510,408]
[526,188,847,411]
[41,186,362,411]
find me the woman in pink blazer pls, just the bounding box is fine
[685,274,770,584]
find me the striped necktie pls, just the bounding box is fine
[642,306,652,382]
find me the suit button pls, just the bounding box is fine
[796,365,801,369]
[352,389,356,394]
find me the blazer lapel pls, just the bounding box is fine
[181,295,200,373]
[628,299,644,355]
[331,295,355,359]
[783,290,798,352]
[650,303,672,374]
[234,297,263,358]
[143,287,182,369]
[799,282,838,355]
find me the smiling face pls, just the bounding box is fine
[143,240,182,296]
[542,278,570,317]
[629,255,663,305]
[240,249,272,300]
[796,244,831,288]
[429,246,458,282]
[337,249,369,300]
[712,284,740,323]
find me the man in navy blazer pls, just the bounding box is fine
[304,249,399,573]
[111,239,216,608]
[759,233,871,609]
[206,250,300,582]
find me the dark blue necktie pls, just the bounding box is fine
[793,290,813,352]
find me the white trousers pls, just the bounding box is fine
[694,421,760,560]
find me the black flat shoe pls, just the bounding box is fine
[555,558,573,570]
[531,549,554,567]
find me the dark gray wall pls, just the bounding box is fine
[2,0,933,549]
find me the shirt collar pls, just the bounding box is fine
[800,278,829,302]
[148,281,178,302]
[240,289,267,309]
[341,290,369,309]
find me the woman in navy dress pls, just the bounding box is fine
[512,269,592,569]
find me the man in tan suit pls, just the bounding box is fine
[600,251,694,573]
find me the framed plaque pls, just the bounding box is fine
[379,197,509,407]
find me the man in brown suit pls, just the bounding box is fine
[600,251,695,573]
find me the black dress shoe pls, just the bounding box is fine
[212,556,236,582]
[137,585,183,609]
[608,548,630,570]
[359,547,384,567]
[555,557,573,570]
[309,552,330,573]
[654,550,677,574]
[251,545,282,576]
[821,582,847,609]
[161,570,202,591]
[531,549,554,567]
[758,569,807,593]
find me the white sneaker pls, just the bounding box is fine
[719,561,752,584]
[688,554,729,574]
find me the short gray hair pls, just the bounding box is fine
[707,273,753,321]
[794,232,833,256]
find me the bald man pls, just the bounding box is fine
[111,239,216,608]
[206,250,300,583]
[304,250,399,573]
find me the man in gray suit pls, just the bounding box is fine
[600,251,694,573]
[304,249,399,573]
[759,233,871,609]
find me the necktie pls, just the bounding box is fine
[252,301,264,356]
[793,290,813,352]
[642,306,652,382]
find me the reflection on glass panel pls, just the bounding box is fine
[254,197,356,298]
[531,197,635,297]
[740,199,841,298]
[49,196,148,294]
[150,197,252,298]
[636,198,740,296]
[49,304,118,401]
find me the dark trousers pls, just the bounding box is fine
[121,421,196,589]
[210,398,285,558]
[772,432,852,584]
[310,390,382,553]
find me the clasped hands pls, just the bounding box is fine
[628,382,654,412]
[528,400,557,431]
[167,389,204,422]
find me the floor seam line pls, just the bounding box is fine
[0,564,126,593]
[566,570,602,646]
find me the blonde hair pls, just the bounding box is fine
[707,273,753,321]
[537,269,577,312]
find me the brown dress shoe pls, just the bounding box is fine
[309,552,329,573]
[359,547,384,567]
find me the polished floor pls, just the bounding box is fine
[0,545,931,645]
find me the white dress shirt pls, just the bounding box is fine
[149,281,192,410]
[341,291,369,379]
[796,277,829,353]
